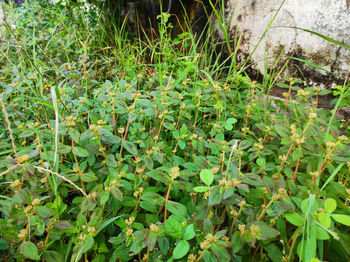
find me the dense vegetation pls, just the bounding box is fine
[0,1,349,261]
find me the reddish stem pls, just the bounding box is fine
[292,157,300,182]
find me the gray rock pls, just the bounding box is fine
[225,0,350,82]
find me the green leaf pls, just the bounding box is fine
[210,243,230,261]
[284,212,304,227]
[72,146,89,157]
[184,224,196,240]
[173,240,190,259]
[256,157,266,167]
[100,191,110,205]
[158,237,169,255]
[331,214,350,226]
[81,172,98,182]
[141,192,164,205]
[193,186,209,192]
[165,201,187,217]
[208,186,223,206]
[203,250,217,262]
[316,226,330,240]
[121,196,137,207]
[146,230,158,251]
[99,128,121,144]
[224,118,237,131]
[164,218,182,238]
[69,128,80,143]
[178,140,186,150]
[57,144,71,154]
[231,231,243,253]
[264,244,283,262]
[140,201,158,212]
[19,130,35,138]
[20,241,40,260]
[318,212,331,228]
[200,169,214,186]
[122,141,138,156]
[35,206,52,218]
[146,169,170,184]
[250,221,280,240]
[274,125,290,138]
[110,187,123,201]
[73,235,94,262]
[42,251,64,262]
[324,198,337,214]
[180,124,188,137]
[96,215,124,234]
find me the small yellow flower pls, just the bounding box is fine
[170,167,180,179]
[250,224,260,238]
[150,224,159,233]
[126,228,133,236]
[88,227,95,235]
[32,199,40,206]
[200,240,211,250]
[118,127,125,134]
[238,224,246,234]
[309,112,317,120]
[18,154,30,163]
[18,229,27,239]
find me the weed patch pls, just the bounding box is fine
[0,1,349,261]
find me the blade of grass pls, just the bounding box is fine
[277,26,350,50]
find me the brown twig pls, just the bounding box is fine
[1,96,19,160]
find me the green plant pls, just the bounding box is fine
[0,1,349,261]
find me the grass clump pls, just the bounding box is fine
[0,1,350,261]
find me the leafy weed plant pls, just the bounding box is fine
[0,1,349,261]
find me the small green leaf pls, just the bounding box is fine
[224,118,237,131]
[165,201,187,217]
[100,191,110,205]
[122,141,138,156]
[210,243,230,261]
[184,224,196,240]
[324,198,337,214]
[178,140,186,150]
[57,144,71,154]
[193,186,209,192]
[249,221,280,240]
[146,169,170,184]
[110,188,123,201]
[35,206,52,218]
[81,172,98,182]
[164,218,182,238]
[208,186,223,206]
[231,231,243,253]
[284,212,304,227]
[73,235,94,262]
[331,214,350,226]
[141,192,164,205]
[96,215,124,234]
[180,124,188,137]
[72,146,89,157]
[316,226,330,240]
[69,128,80,143]
[256,158,266,167]
[200,169,214,186]
[264,244,283,262]
[318,212,331,228]
[173,240,190,259]
[20,241,40,260]
[158,237,169,255]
